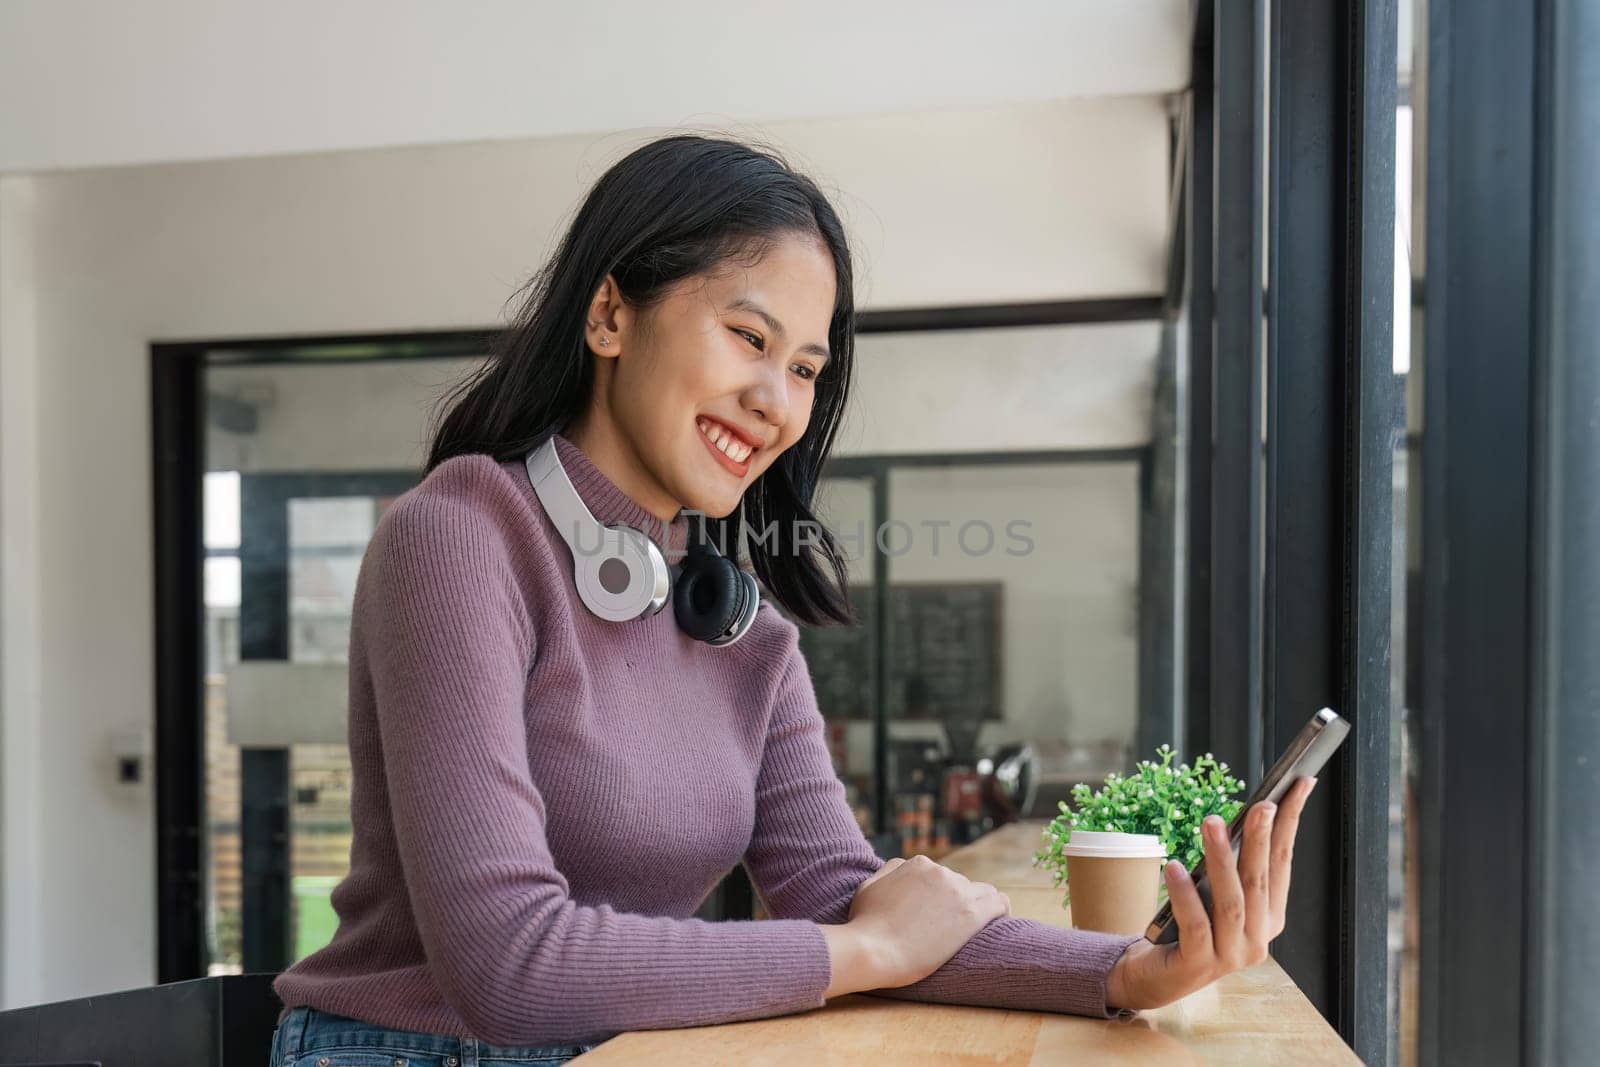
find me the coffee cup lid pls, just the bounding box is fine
[1061,829,1168,859]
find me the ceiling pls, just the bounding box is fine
[0,0,1192,174]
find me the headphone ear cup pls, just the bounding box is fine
[672,552,746,644]
[720,569,760,646]
[573,524,670,621]
[701,567,759,647]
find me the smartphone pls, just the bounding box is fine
[1144,707,1350,944]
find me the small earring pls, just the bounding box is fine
[599,337,610,346]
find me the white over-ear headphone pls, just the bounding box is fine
[524,436,760,646]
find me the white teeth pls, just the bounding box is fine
[699,419,751,463]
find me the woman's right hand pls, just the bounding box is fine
[824,855,1010,994]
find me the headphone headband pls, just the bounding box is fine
[525,435,603,552]
[524,436,759,645]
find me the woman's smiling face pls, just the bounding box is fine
[570,232,838,522]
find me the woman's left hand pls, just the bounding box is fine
[1104,775,1318,1012]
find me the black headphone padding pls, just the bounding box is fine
[672,549,750,643]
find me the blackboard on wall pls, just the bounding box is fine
[791,582,1003,722]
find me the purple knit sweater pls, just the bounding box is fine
[270,432,1143,1046]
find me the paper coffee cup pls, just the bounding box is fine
[1062,830,1168,935]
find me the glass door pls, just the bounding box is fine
[200,355,475,974]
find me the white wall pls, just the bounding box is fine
[0,171,45,1009]
[0,95,1168,1008]
[0,0,1190,172]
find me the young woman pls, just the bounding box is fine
[268,134,1316,1066]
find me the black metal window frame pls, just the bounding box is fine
[154,336,485,980]
[1180,1,1398,1061]
[1415,2,1599,1064]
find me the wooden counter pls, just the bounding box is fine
[572,821,1358,1065]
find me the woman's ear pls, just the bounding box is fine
[584,274,626,359]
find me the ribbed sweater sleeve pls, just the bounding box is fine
[741,629,1144,1021]
[362,481,833,1047]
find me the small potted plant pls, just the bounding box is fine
[1033,744,1246,909]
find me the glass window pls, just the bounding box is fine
[788,320,1170,864]
[880,460,1141,858]
[201,356,469,972]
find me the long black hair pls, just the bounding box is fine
[425,134,857,627]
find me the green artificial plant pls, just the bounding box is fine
[1032,744,1246,907]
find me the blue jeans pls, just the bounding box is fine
[269,1005,601,1067]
